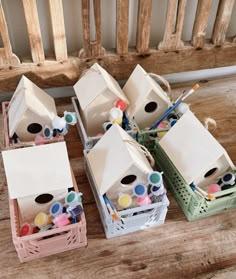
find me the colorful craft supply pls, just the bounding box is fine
[175,102,189,115]
[208,184,221,194]
[53,213,70,228]
[64,111,77,125]
[137,195,152,206]
[118,193,132,208]
[20,223,33,236]
[114,99,127,111]
[34,212,52,228]
[150,84,199,129]
[148,171,163,187]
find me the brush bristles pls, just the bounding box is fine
[193,84,200,91]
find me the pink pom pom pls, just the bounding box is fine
[208,184,221,194]
[137,195,152,206]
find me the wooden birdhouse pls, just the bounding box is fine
[87,123,153,202]
[2,142,73,223]
[73,63,129,137]
[8,75,57,142]
[159,110,234,189]
[123,64,172,129]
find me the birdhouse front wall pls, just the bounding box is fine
[15,108,53,142]
[17,189,68,223]
[106,163,151,204]
[81,89,119,136]
[193,154,232,190]
[133,90,170,129]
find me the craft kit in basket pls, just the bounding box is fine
[153,110,236,221]
[122,65,199,149]
[72,63,138,149]
[2,142,87,262]
[84,124,169,238]
[1,76,77,148]
[71,96,137,149]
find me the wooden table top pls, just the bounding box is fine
[1,76,236,279]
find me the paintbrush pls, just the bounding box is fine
[149,84,200,130]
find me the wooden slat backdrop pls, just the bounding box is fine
[22,0,45,63]
[191,0,213,49]
[49,0,68,61]
[0,0,236,92]
[0,0,19,66]
[116,0,129,55]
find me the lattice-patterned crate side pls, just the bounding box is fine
[9,171,87,262]
[72,97,138,150]
[154,142,236,221]
[84,150,169,238]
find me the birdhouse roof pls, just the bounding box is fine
[123,64,171,117]
[87,124,152,195]
[2,142,73,199]
[73,63,129,110]
[8,76,57,137]
[159,110,234,184]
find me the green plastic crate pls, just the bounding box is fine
[152,141,236,221]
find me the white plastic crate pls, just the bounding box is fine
[84,150,169,238]
[72,97,138,149]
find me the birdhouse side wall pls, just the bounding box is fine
[17,189,68,223]
[106,163,151,206]
[194,154,232,190]
[82,89,120,136]
[134,90,170,129]
[15,108,52,142]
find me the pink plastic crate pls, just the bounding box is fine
[9,170,87,262]
[2,101,64,148]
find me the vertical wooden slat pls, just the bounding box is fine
[158,0,187,51]
[0,0,19,65]
[192,0,213,49]
[80,0,104,58]
[212,0,235,46]
[116,0,129,55]
[22,0,45,63]
[92,0,103,56]
[49,0,68,61]
[136,0,152,53]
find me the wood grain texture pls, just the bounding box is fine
[191,0,213,49]
[136,0,152,53]
[212,0,235,46]
[2,43,236,92]
[158,0,187,50]
[116,0,129,55]
[22,0,45,63]
[1,76,236,278]
[48,0,68,61]
[0,1,20,65]
[80,0,104,58]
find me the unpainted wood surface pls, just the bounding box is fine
[158,0,187,50]
[49,0,68,61]
[212,0,235,46]
[22,0,45,63]
[0,0,19,66]
[136,0,152,53]
[191,0,213,49]
[2,43,236,93]
[1,76,236,279]
[116,0,129,55]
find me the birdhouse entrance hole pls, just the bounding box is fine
[144,102,158,113]
[121,175,137,186]
[27,123,43,134]
[35,193,54,204]
[204,168,218,178]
